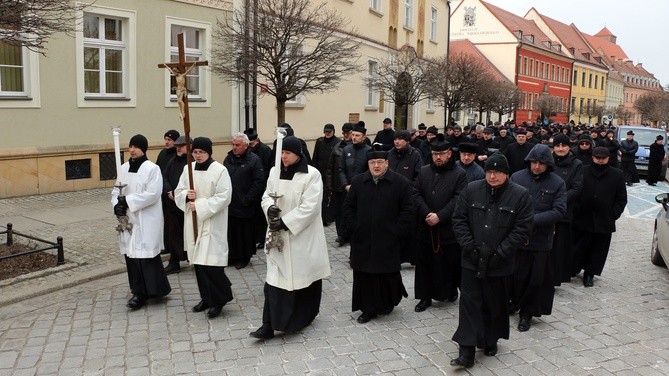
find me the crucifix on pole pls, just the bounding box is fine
[158,32,208,240]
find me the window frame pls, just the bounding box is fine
[164,17,212,111]
[429,6,438,42]
[0,42,41,108]
[75,5,136,108]
[370,0,381,12]
[365,59,379,109]
[404,0,413,29]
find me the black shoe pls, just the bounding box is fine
[484,344,498,356]
[414,299,432,312]
[250,325,275,340]
[450,346,475,368]
[192,300,210,313]
[356,312,377,323]
[648,182,657,186]
[164,262,181,275]
[160,249,170,255]
[126,295,146,310]
[447,292,459,302]
[336,237,348,246]
[583,274,594,287]
[518,316,531,332]
[207,306,222,318]
[235,260,250,269]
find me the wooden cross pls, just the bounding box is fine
[158,33,208,240]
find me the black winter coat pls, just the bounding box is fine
[552,151,583,222]
[413,158,468,245]
[388,146,423,182]
[223,150,266,218]
[326,140,349,192]
[372,128,396,151]
[156,147,177,172]
[311,135,341,179]
[620,139,639,162]
[250,141,273,178]
[452,179,533,277]
[573,164,627,234]
[504,142,533,174]
[510,145,567,252]
[343,170,415,273]
[338,143,371,188]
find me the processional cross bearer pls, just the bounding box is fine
[158,33,208,240]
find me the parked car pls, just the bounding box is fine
[652,193,669,266]
[615,125,668,179]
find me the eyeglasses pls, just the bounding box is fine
[431,151,449,156]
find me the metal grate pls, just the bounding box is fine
[99,152,123,181]
[65,159,91,180]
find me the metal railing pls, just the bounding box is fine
[0,223,64,265]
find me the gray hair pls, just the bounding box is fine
[232,132,250,145]
[475,124,485,132]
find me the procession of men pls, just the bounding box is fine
[113,119,636,369]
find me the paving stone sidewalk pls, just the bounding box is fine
[1,187,669,375]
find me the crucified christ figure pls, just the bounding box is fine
[167,63,196,121]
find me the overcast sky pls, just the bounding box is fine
[467,0,669,87]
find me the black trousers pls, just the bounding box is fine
[125,254,171,298]
[572,230,613,276]
[621,160,639,183]
[452,268,509,348]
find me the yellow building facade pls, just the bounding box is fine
[570,65,608,124]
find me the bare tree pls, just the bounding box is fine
[0,0,87,54]
[424,52,490,127]
[367,45,431,130]
[469,75,499,123]
[534,93,562,123]
[211,0,361,126]
[490,81,521,123]
[635,91,669,126]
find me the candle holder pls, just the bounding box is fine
[114,182,133,234]
[265,192,284,252]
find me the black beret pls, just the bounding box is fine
[366,144,388,160]
[427,126,438,135]
[430,134,451,151]
[342,123,353,132]
[592,146,609,157]
[243,128,258,141]
[458,142,478,154]
[394,130,410,141]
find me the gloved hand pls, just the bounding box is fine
[267,205,281,220]
[268,217,284,231]
[114,196,128,217]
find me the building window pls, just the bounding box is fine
[523,57,528,75]
[404,0,413,29]
[164,18,212,111]
[595,75,598,90]
[83,13,126,97]
[76,5,136,107]
[427,96,434,111]
[581,72,586,87]
[366,60,378,107]
[0,41,40,107]
[551,65,555,81]
[430,7,437,42]
[370,0,381,12]
[588,73,592,88]
[170,25,204,99]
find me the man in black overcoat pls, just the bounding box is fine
[162,135,189,274]
[619,130,639,186]
[647,135,665,186]
[572,147,627,287]
[311,123,341,225]
[450,152,533,368]
[343,147,414,324]
[245,128,273,248]
[504,130,533,174]
[412,136,467,313]
[551,134,583,286]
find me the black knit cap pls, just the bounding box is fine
[192,137,213,155]
[394,130,410,141]
[164,129,180,142]
[484,152,509,174]
[129,134,148,154]
[552,133,570,146]
[342,122,353,132]
[427,126,438,135]
[243,128,258,141]
[366,144,388,160]
[418,123,427,130]
[282,136,302,156]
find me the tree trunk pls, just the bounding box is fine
[276,99,286,126]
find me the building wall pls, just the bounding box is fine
[252,0,450,142]
[0,0,235,198]
[605,77,624,124]
[570,63,608,124]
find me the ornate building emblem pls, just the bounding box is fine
[463,6,476,27]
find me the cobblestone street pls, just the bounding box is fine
[1,187,669,375]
